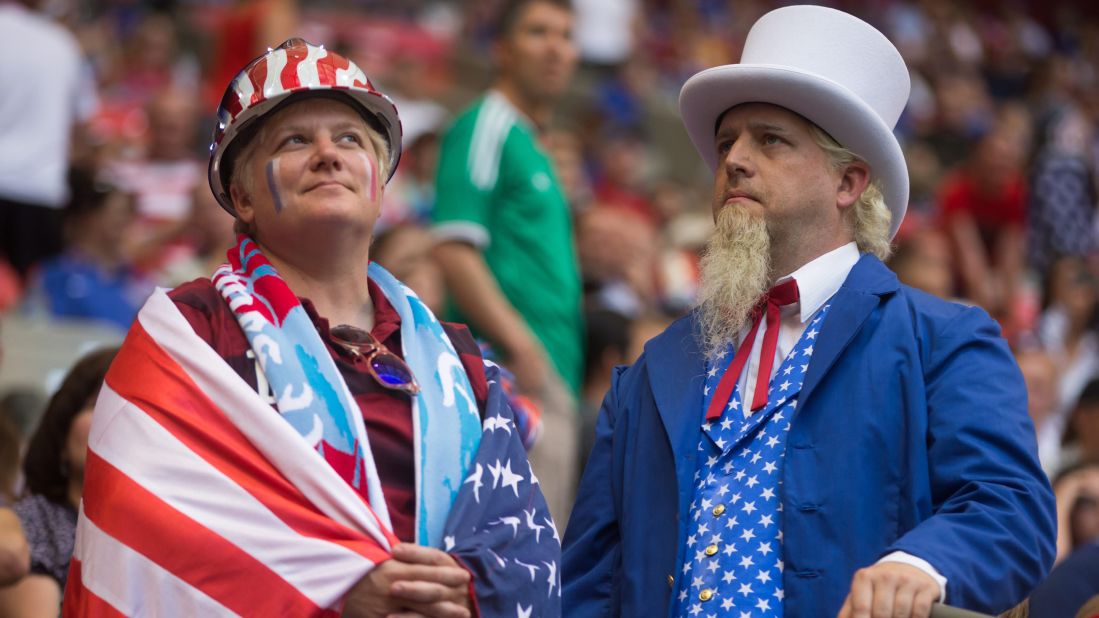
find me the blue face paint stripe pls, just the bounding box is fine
[265,159,285,213]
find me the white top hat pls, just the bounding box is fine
[679,5,911,239]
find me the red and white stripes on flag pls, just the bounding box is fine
[65,290,398,617]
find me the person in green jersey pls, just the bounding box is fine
[432,0,582,527]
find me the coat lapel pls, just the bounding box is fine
[645,315,707,512]
[799,254,899,406]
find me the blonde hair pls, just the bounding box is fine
[228,101,391,234]
[807,125,893,260]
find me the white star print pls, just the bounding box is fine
[806,328,818,339]
[756,569,772,584]
[689,603,702,616]
[721,597,735,609]
[758,543,773,557]
[704,385,711,396]
[517,603,532,618]
[715,437,727,449]
[708,367,718,377]
[742,501,757,514]
[739,555,754,569]
[745,475,759,488]
[750,452,762,464]
[463,463,484,503]
[723,543,736,556]
[774,588,785,600]
[687,534,697,547]
[726,515,738,529]
[740,529,756,542]
[779,380,791,391]
[763,460,777,473]
[800,364,809,372]
[756,598,771,611]
[723,460,735,474]
[783,364,794,375]
[761,487,776,500]
[721,417,734,430]
[722,571,736,584]
[679,589,687,602]
[707,561,719,573]
[716,484,730,497]
[738,582,753,596]
[734,470,746,481]
[759,514,774,527]
[692,575,704,588]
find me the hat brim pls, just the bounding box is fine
[679,64,908,239]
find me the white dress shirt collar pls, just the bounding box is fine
[777,242,860,323]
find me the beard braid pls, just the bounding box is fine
[696,207,772,359]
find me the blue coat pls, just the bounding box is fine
[562,254,1056,616]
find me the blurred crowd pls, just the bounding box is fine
[2,0,1099,614]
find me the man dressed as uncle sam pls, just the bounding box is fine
[562,6,1055,618]
[65,39,559,617]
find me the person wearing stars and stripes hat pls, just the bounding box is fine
[562,5,1054,618]
[65,39,561,617]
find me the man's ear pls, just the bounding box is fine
[836,160,871,211]
[229,184,255,224]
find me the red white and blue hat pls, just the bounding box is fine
[208,38,403,215]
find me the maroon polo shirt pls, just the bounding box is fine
[169,275,488,543]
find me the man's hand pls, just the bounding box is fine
[341,543,472,618]
[837,562,940,618]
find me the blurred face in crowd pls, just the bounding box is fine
[892,228,953,299]
[496,1,578,102]
[64,398,96,485]
[1015,349,1058,426]
[1049,256,1097,326]
[231,97,386,254]
[1072,401,1099,459]
[147,91,198,161]
[70,190,137,256]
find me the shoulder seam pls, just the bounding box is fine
[467,96,516,191]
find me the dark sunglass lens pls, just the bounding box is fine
[331,324,373,345]
[371,353,415,387]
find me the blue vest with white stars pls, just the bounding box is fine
[673,303,830,618]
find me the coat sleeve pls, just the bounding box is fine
[561,365,626,618]
[886,306,1056,612]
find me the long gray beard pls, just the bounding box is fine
[696,207,771,359]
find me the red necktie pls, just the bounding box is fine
[705,279,800,421]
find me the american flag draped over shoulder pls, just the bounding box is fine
[64,290,561,617]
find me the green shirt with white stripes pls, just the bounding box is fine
[432,91,582,395]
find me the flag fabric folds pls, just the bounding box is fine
[64,290,561,617]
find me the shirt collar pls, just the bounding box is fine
[777,242,860,323]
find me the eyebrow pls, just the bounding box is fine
[747,121,788,133]
[715,120,790,139]
[272,121,366,135]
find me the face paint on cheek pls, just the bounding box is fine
[265,158,285,214]
[358,151,377,202]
